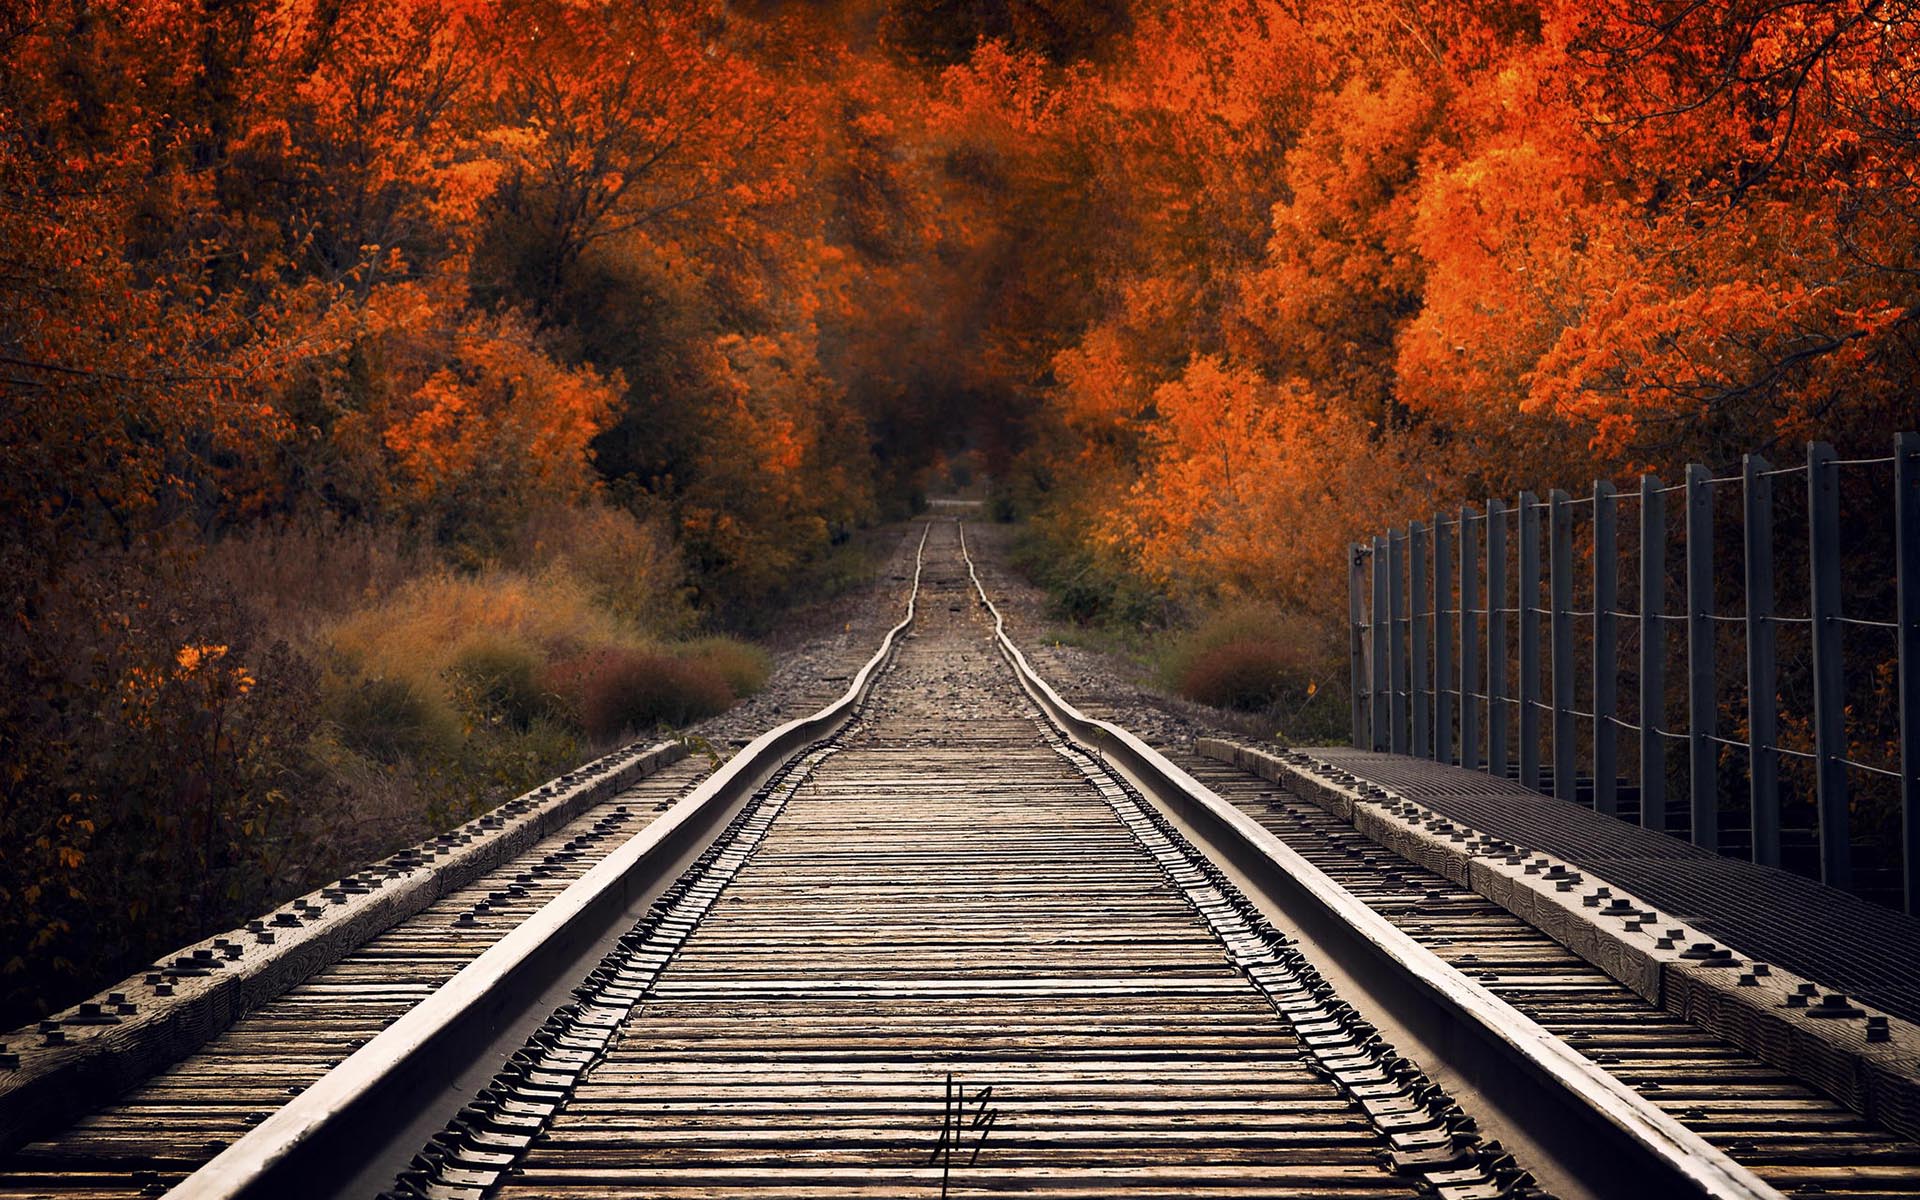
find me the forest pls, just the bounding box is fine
[2,0,1915,1025]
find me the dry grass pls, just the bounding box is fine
[508,502,692,633]
[199,518,428,640]
[678,636,771,697]
[323,566,647,689]
[1161,603,1349,743]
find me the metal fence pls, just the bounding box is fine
[1348,433,1920,912]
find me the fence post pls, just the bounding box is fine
[1350,543,1369,750]
[1593,481,1619,817]
[1551,489,1576,803]
[1390,530,1408,754]
[1411,522,1430,758]
[1808,443,1850,888]
[1640,475,1668,831]
[1371,535,1390,752]
[1460,506,1481,773]
[1519,492,1542,791]
[1743,454,1780,867]
[1435,515,1454,766]
[1686,463,1718,852]
[1488,499,1510,780]
[1895,432,1920,915]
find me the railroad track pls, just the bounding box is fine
[1172,753,1920,1198]
[2,519,1916,1199]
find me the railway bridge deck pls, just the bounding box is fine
[2,520,1918,1200]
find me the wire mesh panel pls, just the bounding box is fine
[1346,433,1920,913]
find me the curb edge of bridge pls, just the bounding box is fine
[1202,737,1920,1146]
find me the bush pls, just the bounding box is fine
[328,676,461,763]
[1009,521,1170,629]
[680,636,770,698]
[1175,640,1302,710]
[449,636,547,729]
[465,715,581,797]
[510,503,692,633]
[1162,604,1339,717]
[541,648,735,741]
[0,540,374,1027]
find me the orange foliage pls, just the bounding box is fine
[973,0,1920,618]
[383,314,618,509]
[1107,359,1414,608]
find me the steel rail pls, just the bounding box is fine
[164,523,935,1200]
[955,522,1780,1200]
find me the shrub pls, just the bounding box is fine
[449,635,547,729]
[328,676,461,763]
[0,536,377,1027]
[1176,640,1300,710]
[1011,525,1169,629]
[679,636,771,698]
[511,503,692,633]
[465,715,581,797]
[541,648,735,741]
[1163,604,1337,715]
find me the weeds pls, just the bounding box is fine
[449,636,548,730]
[0,505,770,1030]
[1010,524,1170,630]
[1160,604,1350,744]
[679,636,772,697]
[328,676,462,763]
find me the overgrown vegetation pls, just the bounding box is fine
[1158,606,1351,746]
[1014,521,1349,745]
[0,504,772,1027]
[2,0,960,1026]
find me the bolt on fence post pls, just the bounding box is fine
[1593,480,1619,817]
[1808,442,1850,888]
[1350,543,1368,750]
[1743,454,1780,867]
[1488,499,1511,780]
[1371,535,1390,752]
[1686,463,1718,852]
[1411,521,1430,759]
[1519,492,1543,792]
[1460,506,1482,773]
[1640,475,1668,831]
[1551,489,1576,803]
[1895,432,1920,914]
[1435,515,1455,766]
[1390,530,1408,754]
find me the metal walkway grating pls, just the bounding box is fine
[1311,748,1920,1025]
